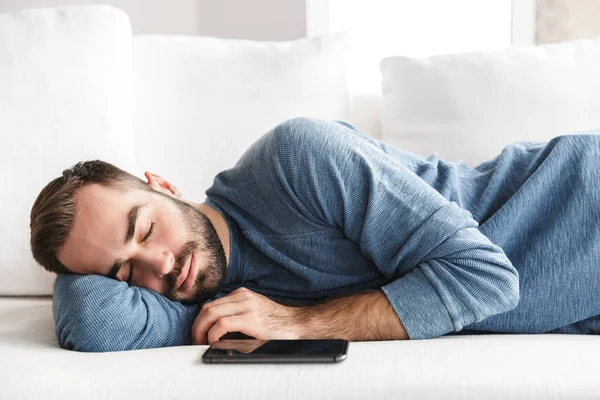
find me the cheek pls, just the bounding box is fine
[159,211,189,246]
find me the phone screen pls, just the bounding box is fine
[202,339,348,363]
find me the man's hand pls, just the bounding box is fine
[192,287,300,345]
[191,287,409,345]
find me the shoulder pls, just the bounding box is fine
[272,117,357,149]
[270,117,368,169]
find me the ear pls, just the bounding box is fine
[144,171,182,199]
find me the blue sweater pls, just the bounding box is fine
[53,118,600,351]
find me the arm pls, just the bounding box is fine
[295,289,408,341]
[54,274,198,352]
[271,118,520,339]
[194,118,519,343]
[192,287,407,344]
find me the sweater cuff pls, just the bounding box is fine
[381,268,455,340]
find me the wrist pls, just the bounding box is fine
[287,305,309,339]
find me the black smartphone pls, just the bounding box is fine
[202,339,349,363]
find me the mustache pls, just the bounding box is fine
[165,241,198,290]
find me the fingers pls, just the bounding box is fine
[205,287,256,309]
[192,288,269,345]
[192,287,258,344]
[193,301,249,345]
[206,315,254,345]
[200,290,248,311]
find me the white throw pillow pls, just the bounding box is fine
[380,36,600,167]
[0,5,136,295]
[132,33,350,202]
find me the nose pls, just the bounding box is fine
[137,246,175,278]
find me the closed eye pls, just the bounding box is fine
[142,222,155,243]
[126,222,155,285]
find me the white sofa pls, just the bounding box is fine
[1,5,599,399]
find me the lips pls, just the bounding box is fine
[176,253,191,290]
[179,252,196,291]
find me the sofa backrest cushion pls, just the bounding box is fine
[131,33,351,202]
[0,5,136,295]
[380,36,600,167]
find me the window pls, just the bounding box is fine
[328,0,512,57]
[307,0,529,95]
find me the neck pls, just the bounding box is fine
[189,201,231,269]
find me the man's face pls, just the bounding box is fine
[56,180,227,304]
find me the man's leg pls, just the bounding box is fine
[548,315,600,334]
[461,135,600,335]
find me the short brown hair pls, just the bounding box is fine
[30,160,149,275]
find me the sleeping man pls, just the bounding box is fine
[29,118,600,352]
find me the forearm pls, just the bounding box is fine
[294,289,409,341]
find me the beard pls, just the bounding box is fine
[156,191,228,305]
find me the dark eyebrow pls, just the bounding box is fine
[125,203,147,245]
[106,203,147,279]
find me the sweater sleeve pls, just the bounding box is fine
[53,274,198,352]
[272,118,520,339]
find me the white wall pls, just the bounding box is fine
[0,0,536,45]
[197,0,305,41]
[0,0,201,35]
[0,0,307,39]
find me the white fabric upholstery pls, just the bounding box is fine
[132,33,351,202]
[0,5,136,295]
[1,5,599,399]
[380,36,600,167]
[0,297,598,399]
